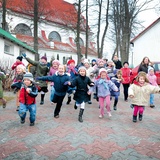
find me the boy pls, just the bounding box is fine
[18,72,38,126]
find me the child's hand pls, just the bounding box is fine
[129,95,134,98]
[90,83,94,86]
[68,81,71,85]
[26,88,31,93]
[87,92,91,95]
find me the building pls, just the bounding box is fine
[0,0,97,65]
[130,17,160,67]
[0,27,35,66]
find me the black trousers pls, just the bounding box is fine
[122,83,130,101]
[53,94,65,117]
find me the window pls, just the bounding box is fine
[48,31,61,42]
[14,23,32,36]
[4,43,13,55]
[75,37,84,46]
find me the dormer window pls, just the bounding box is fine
[14,23,32,36]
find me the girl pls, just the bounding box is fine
[37,65,70,118]
[69,66,94,123]
[147,66,158,108]
[129,71,160,122]
[93,68,118,118]
[121,62,131,102]
[49,60,60,104]
[66,59,78,105]
[110,70,123,110]
[19,72,38,126]
[11,64,26,111]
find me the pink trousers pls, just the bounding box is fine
[133,105,144,116]
[99,96,111,116]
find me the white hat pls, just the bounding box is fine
[84,59,89,64]
[78,66,86,72]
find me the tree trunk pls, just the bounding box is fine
[85,0,88,59]
[2,0,7,30]
[34,0,39,61]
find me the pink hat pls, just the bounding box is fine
[52,60,60,65]
[99,68,107,75]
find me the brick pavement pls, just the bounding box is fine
[0,88,160,160]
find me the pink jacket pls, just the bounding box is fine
[147,74,158,86]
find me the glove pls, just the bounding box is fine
[21,53,26,58]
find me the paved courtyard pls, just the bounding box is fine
[0,88,160,160]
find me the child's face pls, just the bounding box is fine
[117,73,122,79]
[149,69,154,75]
[23,79,32,86]
[79,69,86,76]
[40,59,47,64]
[139,76,145,84]
[124,63,129,68]
[100,72,107,79]
[84,63,89,68]
[52,63,58,69]
[69,62,75,67]
[16,68,23,74]
[99,61,104,67]
[58,65,65,75]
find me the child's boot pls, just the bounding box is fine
[78,108,84,123]
[133,115,137,122]
[66,96,71,105]
[40,94,45,105]
[139,114,143,121]
[1,98,7,108]
[113,99,118,110]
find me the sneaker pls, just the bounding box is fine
[113,106,117,110]
[108,112,112,117]
[16,106,19,111]
[21,119,25,124]
[88,101,92,104]
[3,103,6,108]
[150,105,155,108]
[99,115,103,118]
[40,101,44,105]
[30,122,35,126]
[54,115,59,118]
[74,103,77,110]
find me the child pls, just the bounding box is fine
[49,60,60,104]
[22,53,49,105]
[110,70,123,110]
[0,71,7,108]
[93,68,118,118]
[147,66,158,108]
[37,65,70,118]
[66,59,78,105]
[120,62,131,102]
[68,66,94,123]
[11,64,26,111]
[18,72,38,126]
[11,56,25,71]
[128,71,160,123]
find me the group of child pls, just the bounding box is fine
[0,55,160,126]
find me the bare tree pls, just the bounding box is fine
[1,0,7,30]
[110,0,153,63]
[85,0,89,58]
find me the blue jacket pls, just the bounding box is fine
[94,78,118,97]
[110,77,121,97]
[37,72,70,96]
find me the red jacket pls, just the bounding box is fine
[19,84,38,105]
[11,61,25,70]
[121,68,131,84]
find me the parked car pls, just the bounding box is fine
[130,62,160,85]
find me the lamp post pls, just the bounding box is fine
[130,42,134,68]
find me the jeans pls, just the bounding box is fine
[18,103,36,123]
[150,94,154,105]
[50,86,55,102]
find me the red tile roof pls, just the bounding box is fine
[3,0,86,31]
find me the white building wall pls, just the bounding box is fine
[132,21,160,67]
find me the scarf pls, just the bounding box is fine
[98,79,108,89]
[67,66,77,74]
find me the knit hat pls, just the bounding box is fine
[17,64,26,73]
[84,59,89,64]
[78,66,86,72]
[52,60,60,65]
[17,56,23,61]
[148,66,154,73]
[92,59,96,63]
[97,59,104,64]
[67,59,75,65]
[99,68,107,75]
[23,72,34,81]
[41,56,47,62]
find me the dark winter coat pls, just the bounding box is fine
[71,75,93,103]
[37,72,70,96]
[25,57,49,88]
[110,76,121,97]
[113,60,122,69]
[19,84,38,105]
